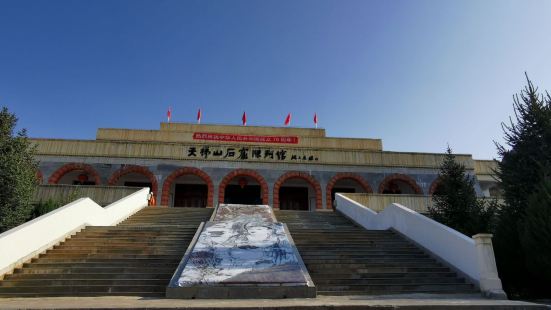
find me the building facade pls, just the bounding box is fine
[33,123,500,210]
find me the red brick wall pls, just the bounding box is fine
[273,171,322,210]
[48,163,101,185]
[218,169,269,205]
[161,167,214,207]
[326,173,373,209]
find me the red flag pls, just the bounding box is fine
[167,106,172,122]
[197,108,202,124]
[242,111,247,126]
[314,113,318,128]
[284,113,291,126]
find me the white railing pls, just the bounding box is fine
[340,193,432,213]
[32,185,140,206]
[0,188,150,277]
[335,193,506,299]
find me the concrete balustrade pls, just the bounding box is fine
[32,185,141,207]
[335,193,506,299]
[0,187,150,277]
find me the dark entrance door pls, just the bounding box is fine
[224,185,261,205]
[174,184,208,208]
[279,187,309,211]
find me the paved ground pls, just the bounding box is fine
[0,294,548,309]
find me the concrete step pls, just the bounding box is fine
[21,261,179,268]
[0,207,213,297]
[53,242,190,250]
[302,258,436,264]
[317,283,475,291]
[310,271,459,280]
[306,265,449,273]
[314,277,467,285]
[280,210,478,296]
[37,253,181,260]
[301,245,423,253]
[0,285,165,294]
[4,273,173,280]
[0,279,169,287]
[0,292,163,298]
[12,267,177,274]
[41,248,185,253]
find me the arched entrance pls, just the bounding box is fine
[429,177,442,195]
[108,165,158,193]
[161,167,214,208]
[36,170,44,184]
[48,163,101,185]
[379,174,422,195]
[326,173,372,209]
[273,172,322,210]
[218,169,269,205]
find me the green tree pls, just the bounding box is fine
[428,147,496,237]
[520,176,551,297]
[494,75,551,298]
[0,107,38,232]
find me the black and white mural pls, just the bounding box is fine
[177,204,308,285]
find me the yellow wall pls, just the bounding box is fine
[96,127,383,151]
[32,138,475,169]
[30,123,500,171]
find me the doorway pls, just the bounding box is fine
[174,184,208,208]
[279,187,309,211]
[224,185,262,205]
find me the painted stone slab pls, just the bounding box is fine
[177,204,307,286]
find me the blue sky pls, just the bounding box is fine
[1,0,550,159]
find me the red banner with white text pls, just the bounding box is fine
[193,132,299,144]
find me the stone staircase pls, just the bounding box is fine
[0,207,212,297]
[274,210,477,296]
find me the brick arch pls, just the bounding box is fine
[429,177,442,195]
[161,167,214,207]
[48,163,101,185]
[108,165,158,194]
[378,173,423,195]
[218,169,269,205]
[273,171,322,210]
[36,170,43,184]
[326,173,373,209]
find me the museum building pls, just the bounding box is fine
[32,122,500,210]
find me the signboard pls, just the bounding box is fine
[193,132,299,144]
[185,145,319,162]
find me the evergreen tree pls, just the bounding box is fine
[0,107,38,232]
[520,176,551,297]
[494,74,551,297]
[428,147,495,237]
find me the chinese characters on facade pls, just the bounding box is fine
[186,145,319,162]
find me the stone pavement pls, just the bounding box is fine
[0,294,548,309]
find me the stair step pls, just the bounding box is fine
[0,279,168,287]
[38,254,181,259]
[22,262,179,268]
[0,292,163,297]
[4,273,173,280]
[308,272,458,279]
[13,267,177,274]
[314,277,466,285]
[279,210,478,296]
[0,285,165,293]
